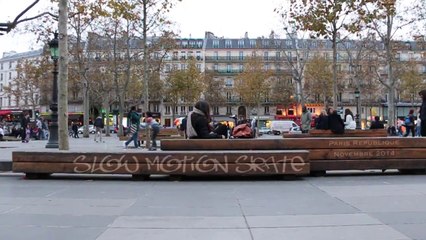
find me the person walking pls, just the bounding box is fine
[93,116,104,142]
[72,122,79,138]
[301,106,312,133]
[124,106,140,149]
[419,90,426,137]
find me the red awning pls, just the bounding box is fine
[0,110,12,116]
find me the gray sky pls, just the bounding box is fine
[0,0,283,55]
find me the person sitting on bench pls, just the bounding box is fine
[186,100,224,139]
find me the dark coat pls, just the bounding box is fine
[328,112,345,134]
[315,115,329,130]
[420,90,426,121]
[370,121,384,129]
[189,112,221,139]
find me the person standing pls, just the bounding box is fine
[403,109,415,137]
[145,112,160,151]
[124,106,140,148]
[93,116,104,143]
[419,90,426,136]
[20,112,30,143]
[416,116,422,137]
[301,106,312,133]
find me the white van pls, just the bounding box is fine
[270,120,299,135]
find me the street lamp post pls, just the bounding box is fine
[354,88,361,129]
[46,32,59,148]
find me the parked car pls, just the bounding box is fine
[270,120,299,135]
[258,127,271,135]
[77,125,95,134]
[289,126,302,134]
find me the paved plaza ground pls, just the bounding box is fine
[1,135,426,240]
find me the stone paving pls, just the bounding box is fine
[1,134,426,239]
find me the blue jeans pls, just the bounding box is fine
[125,131,139,148]
[151,125,160,148]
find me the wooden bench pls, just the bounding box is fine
[283,129,387,138]
[12,150,310,178]
[160,138,426,175]
[118,128,184,141]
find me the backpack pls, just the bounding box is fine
[232,123,253,138]
[405,116,413,126]
[179,117,187,131]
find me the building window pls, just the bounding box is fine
[213,106,219,115]
[181,64,186,70]
[188,106,193,111]
[0,83,2,91]
[264,51,269,60]
[196,51,202,60]
[264,63,270,70]
[214,51,218,60]
[213,40,219,48]
[0,97,2,107]
[227,51,231,60]
[225,40,232,48]
[180,106,186,115]
[227,64,232,73]
[226,78,233,87]
[214,64,218,71]
[227,106,232,115]
[0,73,3,81]
[227,92,232,101]
[264,106,270,115]
[239,51,244,60]
[250,40,256,48]
[165,64,171,73]
[196,64,201,70]
[165,106,171,114]
[275,51,280,60]
[9,61,13,69]
[9,72,12,80]
[239,64,243,72]
[0,63,3,70]
[238,40,244,48]
[153,104,159,112]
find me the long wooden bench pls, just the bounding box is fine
[160,138,426,175]
[283,129,388,138]
[118,128,184,141]
[12,150,310,179]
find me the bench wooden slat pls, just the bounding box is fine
[12,150,310,176]
[12,151,308,164]
[311,159,426,171]
[160,138,426,150]
[284,129,387,138]
[309,148,426,160]
[13,162,310,175]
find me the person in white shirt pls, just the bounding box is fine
[344,109,356,130]
[0,125,4,141]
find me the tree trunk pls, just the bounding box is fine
[83,79,89,138]
[142,0,150,149]
[103,98,110,137]
[58,0,69,150]
[332,32,338,109]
